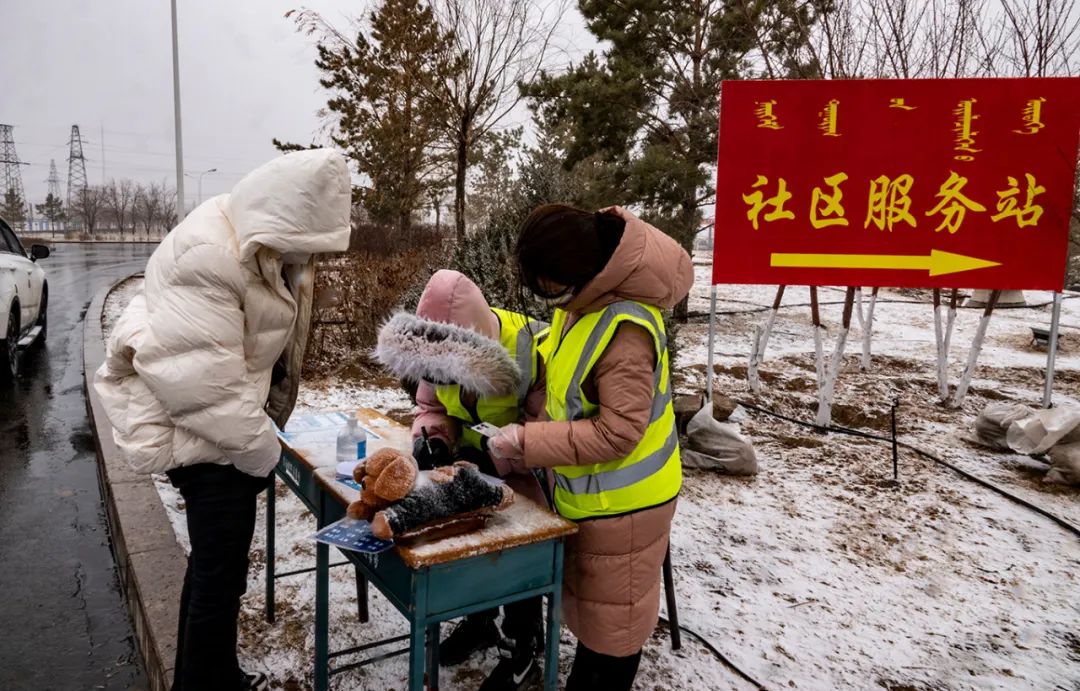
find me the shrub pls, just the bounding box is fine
[305,247,443,377]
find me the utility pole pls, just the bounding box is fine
[100,123,106,183]
[171,0,186,220]
[66,125,88,208]
[0,124,29,230]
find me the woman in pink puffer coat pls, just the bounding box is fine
[490,205,693,691]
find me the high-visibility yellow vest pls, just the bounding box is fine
[436,308,548,450]
[539,300,681,520]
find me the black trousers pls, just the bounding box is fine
[167,463,270,691]
[466,595,543,649]
[565,641,643,691]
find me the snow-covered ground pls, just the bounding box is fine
[113,254,1080,690]
[101,274,144,336]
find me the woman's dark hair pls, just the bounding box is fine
[515,204,624,298]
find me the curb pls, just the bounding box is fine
[84,276,182,691]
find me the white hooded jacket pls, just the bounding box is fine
[94,149,351,476]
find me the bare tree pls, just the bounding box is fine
[999,0,1080,77]
[70,186,106,235]
[921,0,988,77]
[104,179,138,237]
[161,187,179,233]
[865,0,930,77]
[136,181,170,239]
[801,0,1050,80]
[430,0,564,241]
[805,0,873,78]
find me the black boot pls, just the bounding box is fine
[566,642,642,691]
[478,634,542,691]
[439,611,500,667]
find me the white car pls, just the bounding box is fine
[0,216,49,384]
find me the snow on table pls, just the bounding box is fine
[313,462,576,568]
[286,408,577,569]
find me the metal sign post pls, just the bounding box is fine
[706,285,718,403]
[1043,291,1063,408]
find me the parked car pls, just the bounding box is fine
[0,216,49,384]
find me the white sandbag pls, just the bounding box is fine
[1005,405,1080,455]
[1045,442,1080,486]
[975,403,1037,450]
[684,406,759,475]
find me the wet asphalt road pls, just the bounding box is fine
[0,243,155,690]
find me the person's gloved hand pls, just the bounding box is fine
[489,423,526,475]
[412,436,453,471]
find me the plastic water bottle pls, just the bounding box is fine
[336,416,367,464]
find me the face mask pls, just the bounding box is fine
[540,293,574,309]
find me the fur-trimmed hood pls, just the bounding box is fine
[375,312,521,397]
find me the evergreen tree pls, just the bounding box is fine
[526,0,820,317]
[1,189,26,225]
[35,193,66,225]
[281,1,458,231]
[446,114,601,315]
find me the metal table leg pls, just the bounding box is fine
[315,497,330,691]
[354,566,369,623]
[265,474,276,623]
[544,542,564,691]
[426,622,441,691]
[409,618,427,691]
[409,571,430,691]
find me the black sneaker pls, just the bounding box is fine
[478,644,541,691]
[244,671,268,691]
[439,613,500,666]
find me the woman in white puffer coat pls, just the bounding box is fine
[95,148,351,691]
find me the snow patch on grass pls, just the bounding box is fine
[101,275,143,340]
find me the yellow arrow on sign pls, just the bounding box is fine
[770,249,1001,277]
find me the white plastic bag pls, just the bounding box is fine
[1045,442,1080,486]
[1005,406,1080,455]
[974,403,1036,450]
[683,406,759,475]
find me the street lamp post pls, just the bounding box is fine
[171,0,185,220]
[185,167,217,207]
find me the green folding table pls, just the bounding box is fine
[265,408,578,691]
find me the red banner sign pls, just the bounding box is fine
[712,78,1080,290]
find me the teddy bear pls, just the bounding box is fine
[347,447,419,522]
[346,448,514,540]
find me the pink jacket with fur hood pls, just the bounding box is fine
[522,206,693,657]
[409,270,547,504]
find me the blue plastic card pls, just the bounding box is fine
[337,477,362,491]
[313,517,394,554]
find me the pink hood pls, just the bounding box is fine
[416,270,500,340]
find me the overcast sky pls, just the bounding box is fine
[1,0,593,207]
